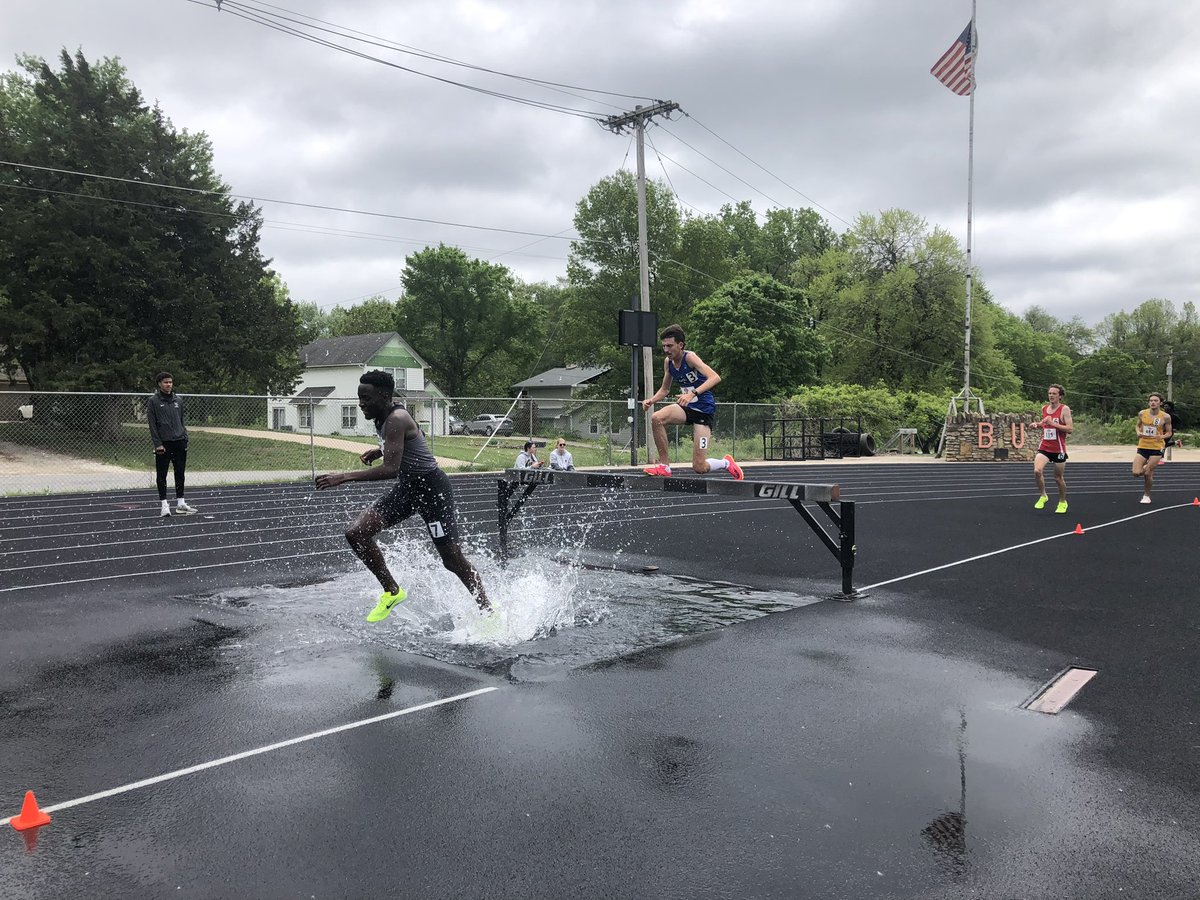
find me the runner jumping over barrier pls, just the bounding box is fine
[642,324,743,480]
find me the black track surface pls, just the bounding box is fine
[2,461,1198,898]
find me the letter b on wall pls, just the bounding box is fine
[976,422,993,449]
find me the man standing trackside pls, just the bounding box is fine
[1032,384,1072,513]
[1132,392,1173,504]
[641,324,743,480]
[315,370,492,623]
[147,372,197,518]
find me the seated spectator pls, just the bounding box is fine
[515,441,542,469]
[548,439,575,470]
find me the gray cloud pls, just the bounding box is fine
[4,0,1198,320]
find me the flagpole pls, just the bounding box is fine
[963,2,977,406]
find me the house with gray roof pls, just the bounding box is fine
[511,364,617,439]
[268,332,448,436]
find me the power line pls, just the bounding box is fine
[679,114,853,227]
[0,160,592,245]
[209,0,654,107]
[184,0,617,122]
[646,134,740,208]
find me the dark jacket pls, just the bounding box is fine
[147,390,187,446]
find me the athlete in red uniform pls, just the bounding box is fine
[1033,384,1073,513]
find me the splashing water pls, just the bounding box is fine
[187,530,822,681]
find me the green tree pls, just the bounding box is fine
[0,50,304,393]
[1022,306,1094,358]
[811,210,1003,392]
[759,207,837,279]
[396,245,543,396]
[326,296,398,337]
[562,171,682,386]
[689,274,827,402]
[1071,347,1153,418]
[992,309,1074,401]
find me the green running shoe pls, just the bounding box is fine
[367,588,407,622]
[474,601,501,637]
[1055,500,1069,514]
[1034,495,1048,510]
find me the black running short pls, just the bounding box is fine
[1036,449,1067,464]
[372,469,459,545]
[684,407,715,428]
[1136,448,1164,460]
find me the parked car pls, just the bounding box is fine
[448,415,467,435]
[465,414,514,436]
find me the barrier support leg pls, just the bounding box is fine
[497,479,540,566]
[788,499,858,600]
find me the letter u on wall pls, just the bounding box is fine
[1010,422,1026,449]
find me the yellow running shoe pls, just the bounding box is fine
[367,589,407,623]
[1034,496,1048,510]
[1055,500,1068,514]
[473,600,502,637]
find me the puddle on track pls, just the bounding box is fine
[182,534,823,681]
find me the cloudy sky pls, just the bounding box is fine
[5,1,1199,323]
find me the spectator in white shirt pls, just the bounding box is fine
[548,439,574,471]
[515,441,542,469]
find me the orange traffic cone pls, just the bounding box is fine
[9,791,51,831]
[1074,523,1084,535]
[1193,497,1199,506]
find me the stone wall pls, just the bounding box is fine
[944,413,1039,462]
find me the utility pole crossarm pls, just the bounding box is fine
[600,101,682,134]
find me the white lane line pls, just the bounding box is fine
[0,686,498,827]
[861,502,1195,591]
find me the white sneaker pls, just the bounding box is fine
[1140,495,1152,505]
[176,499,198,515]
[160,501,172,518]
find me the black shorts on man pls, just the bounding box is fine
[1036,449,1067,464]
[1136,448,1164,460]
[684,407,715,428]
[372,469,459,544]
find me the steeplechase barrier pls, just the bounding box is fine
[497,468,857,598]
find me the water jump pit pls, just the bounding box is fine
[176,536,824,683]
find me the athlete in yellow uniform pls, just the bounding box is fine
[1132,392,1173,504]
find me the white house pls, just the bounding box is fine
[269,332,448,436]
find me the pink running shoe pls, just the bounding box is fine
[724,455,744,480]
[643,463,672,477]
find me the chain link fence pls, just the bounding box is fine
[0,391,788,496]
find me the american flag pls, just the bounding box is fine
[931,22,976,96]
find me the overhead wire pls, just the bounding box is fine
[183,0,622,121]
[680,113,853,227]
[207,0,654,108]
[0,160,596,246]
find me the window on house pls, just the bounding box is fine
[342,405,357,430]
[272,408,285,429]
[589,420,600,435]
[299,405,312,429]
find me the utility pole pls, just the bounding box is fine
[601,100,681,464]
[1166,349,1174,402]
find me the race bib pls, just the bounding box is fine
[1141,425,1157,437]
[1043,427,1057,441]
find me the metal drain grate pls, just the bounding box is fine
[1022,666,1098,714]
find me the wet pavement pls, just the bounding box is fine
[2,462,1199,898]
